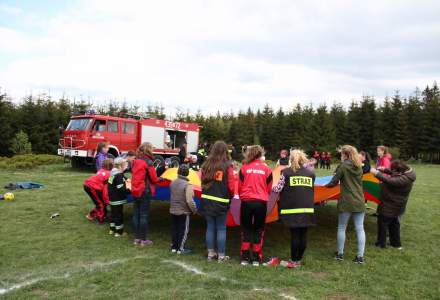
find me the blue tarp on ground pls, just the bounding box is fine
[4,182,44,190]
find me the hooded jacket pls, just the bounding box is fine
[326,160,365,213]
[375,168,416,217]
[131,154,160,197]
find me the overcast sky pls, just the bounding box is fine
[1,0,439,114]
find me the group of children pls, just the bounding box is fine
[83,141,416,268]
[312,151,332,169]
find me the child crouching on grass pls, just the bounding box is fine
[108,157,131,237]
[84,158,114,223]
[169,164,197,254]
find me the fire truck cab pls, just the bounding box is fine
[58,112,200,168]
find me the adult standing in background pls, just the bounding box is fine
[179,142,187,164]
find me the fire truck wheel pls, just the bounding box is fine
[71,157,84,168]
[170,156,180,168]
[153,155,165,169]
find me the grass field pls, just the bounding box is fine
[1,163,439,299]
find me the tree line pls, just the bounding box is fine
[0,83,439,162]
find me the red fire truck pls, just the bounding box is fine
[58,112,200,168]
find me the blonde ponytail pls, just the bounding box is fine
[289,149,309,172]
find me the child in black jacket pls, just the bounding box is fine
[108,157,131,237]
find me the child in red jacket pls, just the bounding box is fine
[131,142,161,246]
[238,145,273,266]
[84,158,114,223]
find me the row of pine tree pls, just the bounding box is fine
[0,83,439,161]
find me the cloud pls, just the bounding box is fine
[0,0,439,114]
[0,3,22,16]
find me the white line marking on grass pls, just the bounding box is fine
[0,255,151,296]
[83,255,151,271]
[163,260,298,299]
[254,288,298,300]
[162,259,231,282]
[0,274,70,296]
[162,260,206,275]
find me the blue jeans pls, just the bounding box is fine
[337,212,366,257]
[205,214,227,256]
[132,193,151,240]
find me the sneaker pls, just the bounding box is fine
[392,246,403,250]
[218,256,230,263]
[109,230,115,235]
[252,261,260,267]
[139,240,153,246]
[353,256,365,264]
[334,252,344,261]
[240,250,251,266]
[177,248,192,255]
[114,233,126,238]
[86,214,95,221]
[375,242,386,248]
[264,257,281,267]
[240,260,249,266]
[133,239,141,245]
[207,253,218,261]
[280,260,299,269]
[171,249,177,253]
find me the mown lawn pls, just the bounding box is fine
[0,163,439,299]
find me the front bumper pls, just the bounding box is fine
[58,148,88,157]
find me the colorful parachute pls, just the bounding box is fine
[156,166,381,227]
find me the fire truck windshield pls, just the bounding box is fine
[66,118,92,131]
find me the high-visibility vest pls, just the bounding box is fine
[279,167,315,215]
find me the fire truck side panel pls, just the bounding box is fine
[141,125,165,149]
[187,131,199,153]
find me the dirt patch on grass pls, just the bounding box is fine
[322,293,354,300]
[31,288,49,298]
[303,271,329,280]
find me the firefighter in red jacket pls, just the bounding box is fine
[84,158,113,223]
[131,142,161,246]
[238,145,273,266]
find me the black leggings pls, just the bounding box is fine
[240,200,267,260]
[241,200,267,244]
[290,227,308,262]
